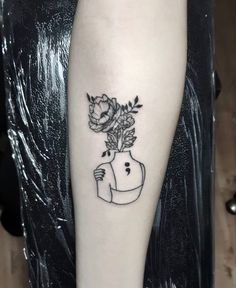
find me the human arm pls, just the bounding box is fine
[68,1,187,287]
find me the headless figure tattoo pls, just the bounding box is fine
[88,93,146,205]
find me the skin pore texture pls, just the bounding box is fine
[68,1,187,287]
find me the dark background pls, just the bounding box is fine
[0,0,214,287]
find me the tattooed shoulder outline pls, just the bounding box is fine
[87,93,146,205]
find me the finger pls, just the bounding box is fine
[94,173,105,178]
[94,169,105,173]
[94,171,105,176]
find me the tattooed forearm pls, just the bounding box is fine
[87,94,146,205]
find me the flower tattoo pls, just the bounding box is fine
[87,93,143,155]
[87,93,145,205]
[88,94,121,133]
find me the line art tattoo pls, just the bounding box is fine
[87,93,146,205]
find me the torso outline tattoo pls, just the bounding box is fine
[87,93,146,205]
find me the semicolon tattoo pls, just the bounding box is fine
[87,93,146,205]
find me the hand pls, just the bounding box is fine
[94,168,105,181]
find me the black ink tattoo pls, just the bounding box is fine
[87,93,146,205]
